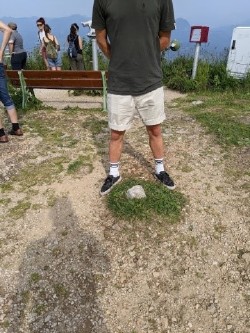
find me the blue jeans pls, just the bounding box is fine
[0,62,15,110]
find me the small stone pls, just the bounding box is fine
[242,252,250,264]
[192,100,204,105]
[45,315,51,323]
[126,185,146,199]
[153,271,160,278]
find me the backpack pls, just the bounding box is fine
[45,37,57,60]
[67,36,78,58]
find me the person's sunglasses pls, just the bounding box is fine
[37,23,43,27]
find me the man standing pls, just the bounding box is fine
[8,22,27,70]
[92,0,176,195]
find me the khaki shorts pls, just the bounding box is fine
[107,87,166,131]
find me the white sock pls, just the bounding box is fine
[109,162,120,177]
[155,158,164,174]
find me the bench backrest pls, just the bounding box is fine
[6,70,107,90]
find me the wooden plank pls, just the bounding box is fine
[22,70,105,79]
[24,78,104,90]
[5,70,107,90]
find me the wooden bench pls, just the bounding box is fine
[5,70,108,110]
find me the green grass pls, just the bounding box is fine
[83,116,108,135]
[179,91,250,147]
[107,178,186,222]
[67,155,93,174]
[8,200,31,219]
[194,111,250,146]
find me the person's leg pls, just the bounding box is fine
[100,129,125,195]
[146,124,164,159]
[70,58,77,70]
[42,47,49,70]
[137,87,175,189]
[100,94,135,195]
[21,52,27,69]
[76,54,84,70]
[11,54,22,70]
[0,117,8,143]
[109,129,126,163]
[7,106,23,136]
[0,63,23,136]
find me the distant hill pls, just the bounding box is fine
[1,15,250,59]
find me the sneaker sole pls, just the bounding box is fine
[100,176,122,196]
[154,174,176,190]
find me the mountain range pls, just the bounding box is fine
[1,15,250,60]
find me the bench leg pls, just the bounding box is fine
[101,71,107,112]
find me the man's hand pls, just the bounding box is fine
[159,31,171,51]
[95,29,111,59]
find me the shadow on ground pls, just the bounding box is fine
[6,197,110,333]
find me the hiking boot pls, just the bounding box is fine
[0,135,9,143]
[100,175,121,196]
[155,171,176,190]
[8,128,23,136]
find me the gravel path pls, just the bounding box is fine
[0,89,249,333]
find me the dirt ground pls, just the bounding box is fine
[0,89,249,333]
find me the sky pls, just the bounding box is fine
[1,0,250,28]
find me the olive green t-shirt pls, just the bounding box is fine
[92,0,175,95]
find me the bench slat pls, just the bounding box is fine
[6,70,106,80]
[23,78,103,90]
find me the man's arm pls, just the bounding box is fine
[95,29,111,59]
[159,31,171,51]
[8,38,14,54]
[0,21,12,62]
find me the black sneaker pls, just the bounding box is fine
[155,171,176,190]
[100,175,121,196]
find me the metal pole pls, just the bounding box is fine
[192,42,201,79]
[92,38,99,71]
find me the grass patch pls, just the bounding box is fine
[53,283,69,298]
[14,156,68,190]
[0,182,14,193]
[179,91,250,147]
[193,111,250,146]
[67,155,93,174]
[26,116,78,148]
[0,198,11,205]
[8,200,31,219]
[83,116,108,135]
[107,178,186,222]
[30,272,41,283]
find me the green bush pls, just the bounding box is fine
[162,55,250,93]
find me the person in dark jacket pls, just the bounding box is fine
[67,23,85,70]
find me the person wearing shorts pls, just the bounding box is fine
[0,21,23,143]
[92,0,176,195]
[42,24,62,71]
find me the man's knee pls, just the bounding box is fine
[110,129,126,142]
[146,124,162,138]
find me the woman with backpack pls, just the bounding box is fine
[67,23,85,70]
[42,24,61,71]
